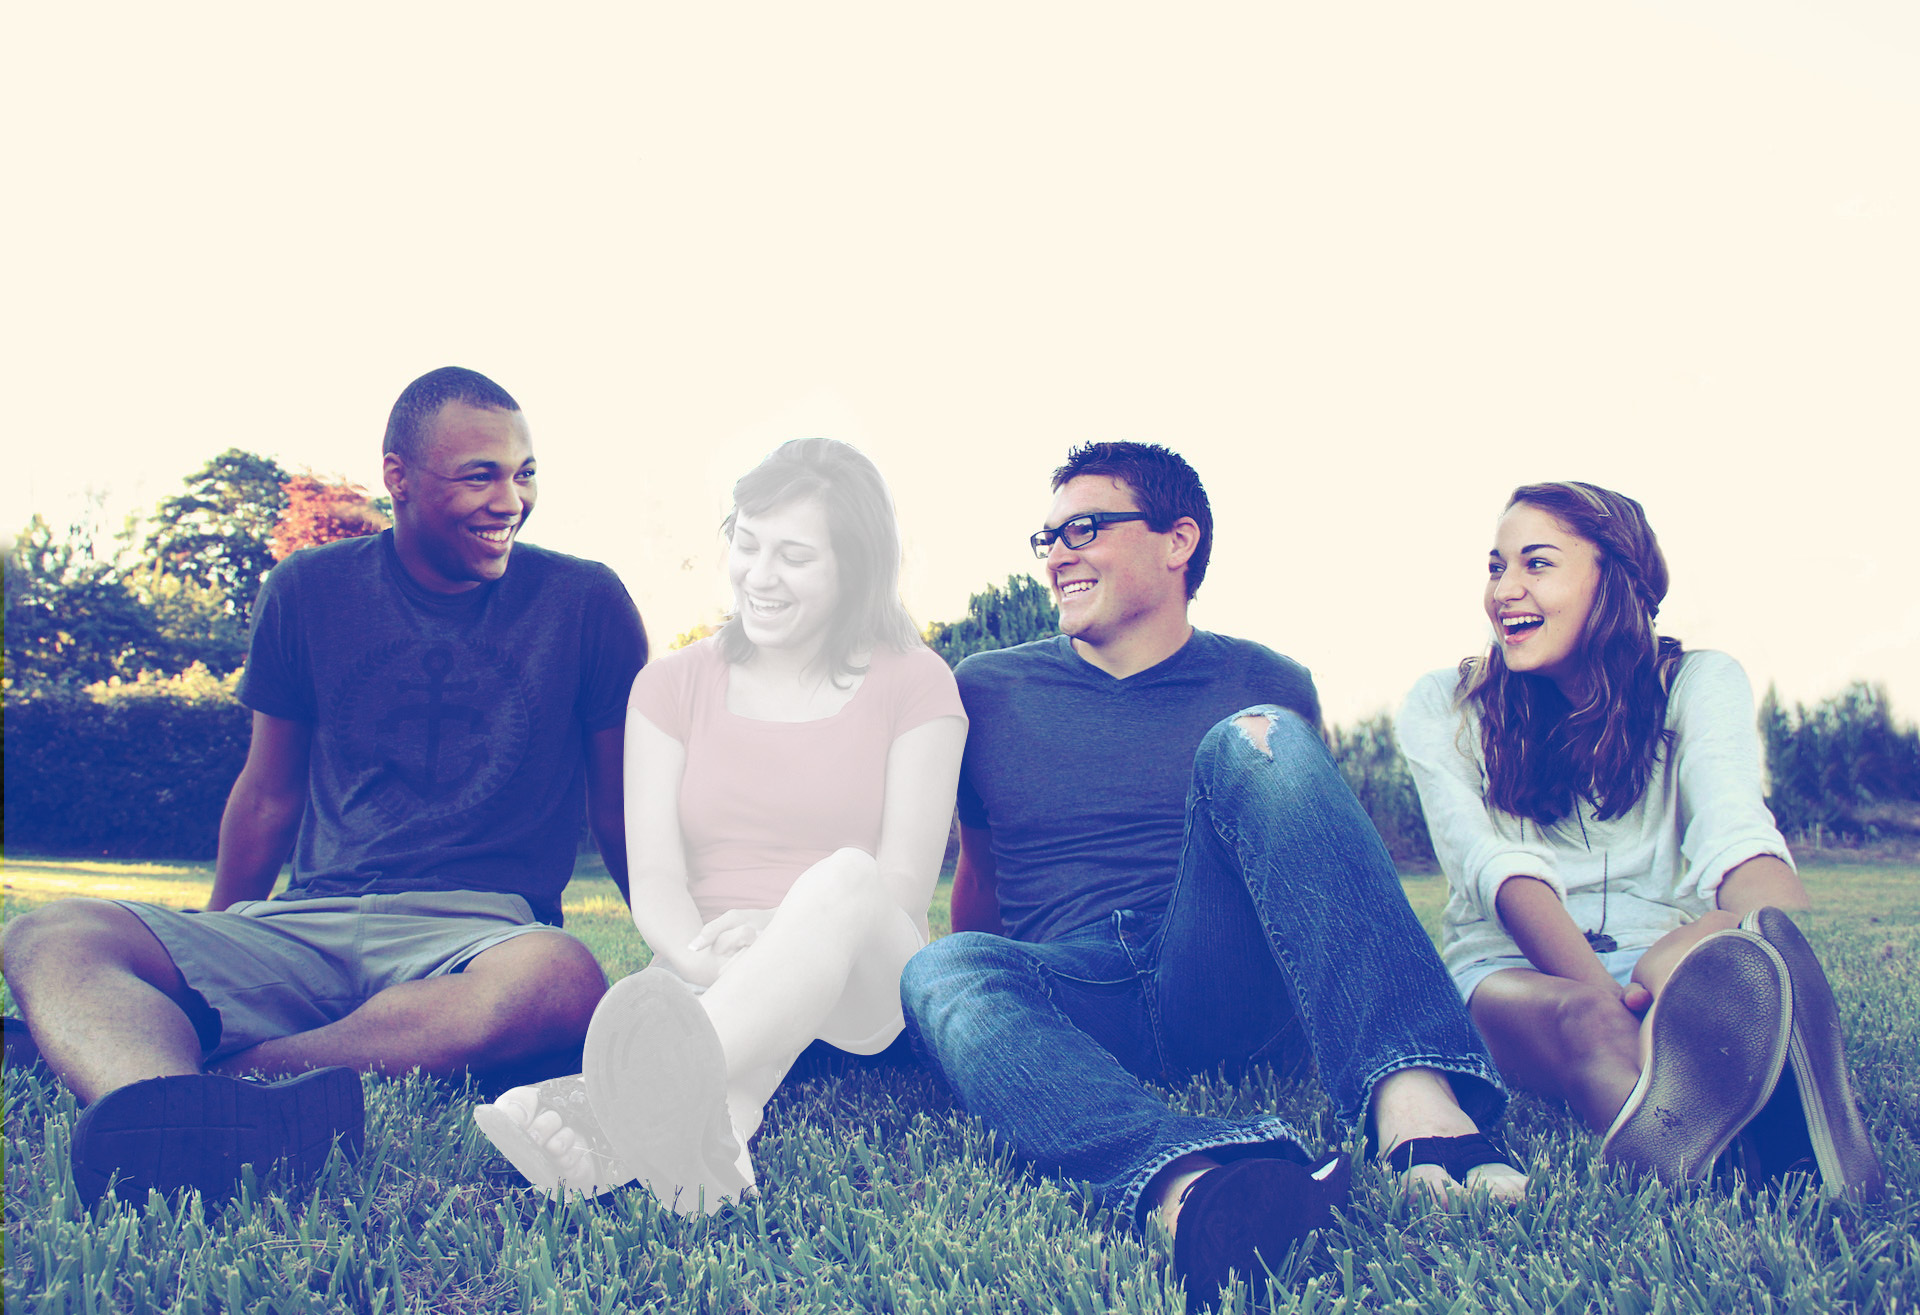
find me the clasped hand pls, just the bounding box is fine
[680,908,777,982]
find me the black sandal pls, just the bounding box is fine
[474,1075,632,1199]
[1383,1132,1513,1178]
[1383,1132,1528,1202]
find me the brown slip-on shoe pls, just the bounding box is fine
[1600,929,1790,1184]
[1172,1153,1350,1312]
[1740,906,1887,1202]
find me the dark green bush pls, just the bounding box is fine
[926,575,1059,668]
[1329,714,1435,866]
[1761,681,1920,842]
[3,666,249,857]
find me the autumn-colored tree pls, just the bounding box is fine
[143,449,291,616]
[671,620,722,651]
[269,474,392,560]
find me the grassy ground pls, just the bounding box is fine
[3,854,1917,1313]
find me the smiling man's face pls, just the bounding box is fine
[1042,474,1187,654]
[386,401,537,593]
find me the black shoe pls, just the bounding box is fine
[3,1016,45,1074]
[70,1068,365,1207]
[1172,1154,1350,1312]
[1740,907,1888,1202]
[1708,1130,1768,1193]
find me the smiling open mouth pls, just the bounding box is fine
[1058,580,1095,597]
[1501,614,1543,638]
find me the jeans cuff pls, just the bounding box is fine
[1120,1117,1308,1232]
[1349,1054,1511,1148]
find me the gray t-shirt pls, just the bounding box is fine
[238,530,646,924]
[955,630,1320,943]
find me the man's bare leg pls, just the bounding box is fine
[2,899,209,1104]
[215,931,606,1081]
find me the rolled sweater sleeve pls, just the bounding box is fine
[1668,651,1795,903]
[1395,669,1562,921]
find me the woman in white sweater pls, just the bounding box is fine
[1396,481,1882,1199]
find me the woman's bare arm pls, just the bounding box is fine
[872,715,968,936]
[623,712,722,985]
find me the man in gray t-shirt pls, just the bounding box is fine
[902,442,1522,1309]
[3,367,646,1206]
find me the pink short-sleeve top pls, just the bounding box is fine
[627,638,965,921]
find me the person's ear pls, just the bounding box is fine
[382,452,408,505]
[1164,517,1200,573]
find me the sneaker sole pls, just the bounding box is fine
[1601,930,1790,1183]
[70,1068,363,1206]
[583,968,746,1216]
[1741,907,1887,1202]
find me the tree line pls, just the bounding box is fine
[6,450,388,689]
[4,451,389,853]
[5,458,1917,859]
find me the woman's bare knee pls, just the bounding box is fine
[783,849,888,922]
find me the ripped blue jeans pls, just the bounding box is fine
[900,706,1506,1228]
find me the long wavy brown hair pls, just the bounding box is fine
[1458,481,1683,824]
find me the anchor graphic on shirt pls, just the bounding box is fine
[376,645,486,800]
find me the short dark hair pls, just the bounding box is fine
[716,438,923,682]
[383,367,520,461]
[1049,442,1213,598]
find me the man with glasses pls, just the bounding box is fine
[901,441,1521,1309]
[3,367,645,1206]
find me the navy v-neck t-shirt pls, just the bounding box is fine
[954,630,1320,943]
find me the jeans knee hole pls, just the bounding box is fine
[1233,714,1273,757]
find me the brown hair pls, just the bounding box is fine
[716,438,922,683]
[1458,481,1683,823]
[1050,442,1213,599]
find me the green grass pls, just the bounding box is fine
[4,856,1917,1313]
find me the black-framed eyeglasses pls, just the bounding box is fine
[1029,512,1151,559]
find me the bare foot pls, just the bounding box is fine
[1372,1068,1527,1206]
[476,1077,630,1197]
[1148,1151,1222,1237]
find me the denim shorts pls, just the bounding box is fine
[120,890,570,1063]
[1454,945,1645,1005]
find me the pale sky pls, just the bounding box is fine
[6,2,1915,728]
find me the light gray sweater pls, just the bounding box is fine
[1395,650,1794,985]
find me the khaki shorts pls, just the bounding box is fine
[120,890,573,1063]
